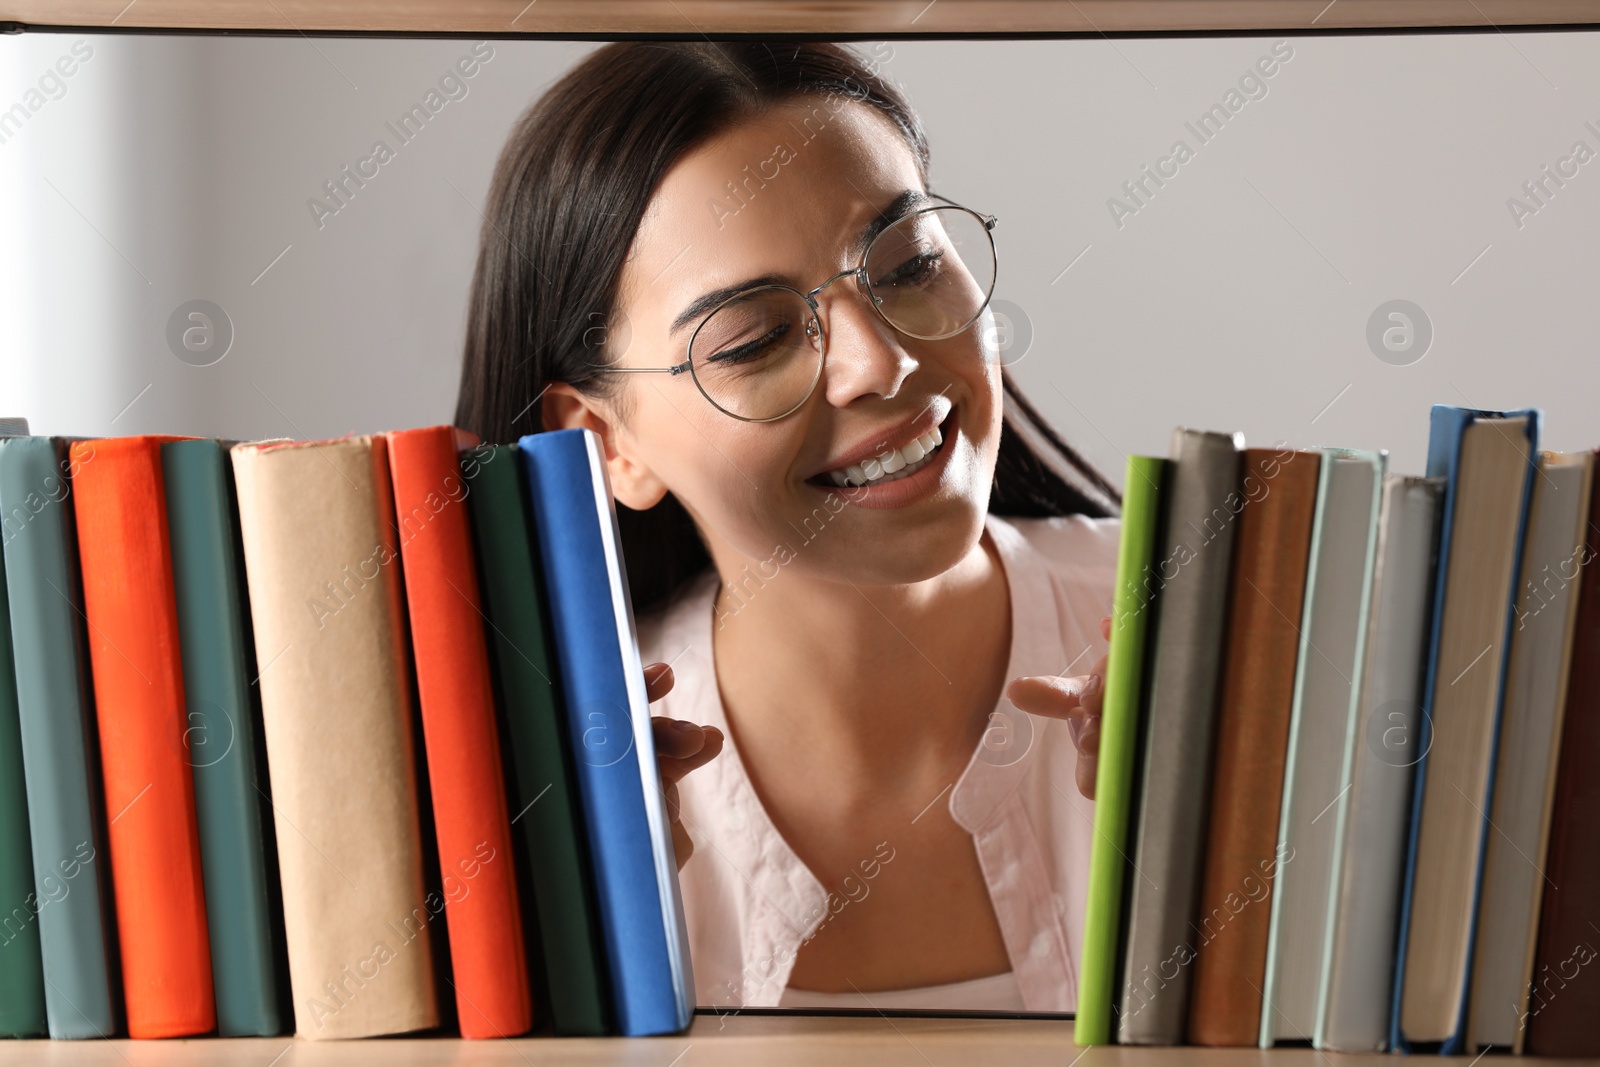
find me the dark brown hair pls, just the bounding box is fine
[455,41,1121,614]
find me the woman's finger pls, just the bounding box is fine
[1006,674,1092,723]
[655,720,724,787]
[643,662,676,703]
[1101,614,1112,642]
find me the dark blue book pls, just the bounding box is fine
[517,428,693,1037]
[1388,405,1539,1054]
[0,437,119,1039]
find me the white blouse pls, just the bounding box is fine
[636,511,1121,1012]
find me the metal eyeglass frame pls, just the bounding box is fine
[594,193,999,423]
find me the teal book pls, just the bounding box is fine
[461,443,610,1035]
[1074,454,1166,1046]
[161,440,285,1036]
[0,437,118,1039]
[0,518,47,1036]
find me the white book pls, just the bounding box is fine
[1260,449,1384,1045]
[1466,451,1594,1051]
[1316,475,1444,1052]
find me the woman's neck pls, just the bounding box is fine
[702,522,1013,806]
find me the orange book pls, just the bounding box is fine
[387,427,533,1038]
[71,436,216,1038]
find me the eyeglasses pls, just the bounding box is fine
[595,195,998,422]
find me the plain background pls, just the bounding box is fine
[3,31,1599,488]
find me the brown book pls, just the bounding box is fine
[230,437,438,1039]
[1186,447,1320,1046]
[1525,447,1600,1057]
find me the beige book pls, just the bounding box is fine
[231,436,438,1039]
[1400,416,1534,1041]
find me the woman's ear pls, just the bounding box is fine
[541,382,670,510]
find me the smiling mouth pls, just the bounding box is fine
[817,417,948,489]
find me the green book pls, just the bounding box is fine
[1075,454,1167,1046]
[0,437,117,1039]
[462,444,610,1036]
[0,526,47,1036]
[161,440,285,1036]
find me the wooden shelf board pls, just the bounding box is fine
[4,1,1600,35]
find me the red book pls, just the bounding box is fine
[387,426,533,1038]
[70,436,215,1038]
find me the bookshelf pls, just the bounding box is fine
[2,1013,1577,1063]
[4,0,1600,34]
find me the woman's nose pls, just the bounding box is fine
[816,286,918,407]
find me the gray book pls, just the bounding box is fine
[1259,448,1385,1045]
[1117,427,1242,1045]
[1466,451,1593,1052]
[0,437,118,1039]
[1316,474,1442,1052]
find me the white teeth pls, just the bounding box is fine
[822,424,947,489]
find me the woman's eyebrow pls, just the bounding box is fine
[667,187,931,337]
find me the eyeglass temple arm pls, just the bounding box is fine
[595,361,692,375]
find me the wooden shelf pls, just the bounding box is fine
[0,1014,1579,1063]
[4,0,1600,35]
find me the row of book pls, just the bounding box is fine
[0,424,693,1040]
[1075,405,1599,1057]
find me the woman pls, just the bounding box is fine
[455,41,1121,1013]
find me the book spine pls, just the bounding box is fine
[231,437,438,1040]
[1075,454,1166,1046]
[1119,430,1242,1045]
[1186,447,1319,1046]
[0,438,118,1039]
[161,439,284,1036]
[461,443,610,1036]
[388,427,533,1039]
[0,526,47,1036]
[73,437,216,1037]
[519,429,692,1037]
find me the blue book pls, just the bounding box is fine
[517,429,694,1037]
[0,437,118,1039]
[1388,405,1539,1053]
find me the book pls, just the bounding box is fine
[0,437,119,1039]
[0,500,47,1037]
[1075,454,1167,1047]
[518,428,693,1037]
[461,443,611,1036]
[1524,446,1600,1058]
[1317,474,1444,1052]
[230,436,439,1039]
[1260,448,1384,1045]
[1186,447,1320,1046]
[1391,406,1538,1052]
[1468,450,1593,1051]
[161,439,287,1036]
[1118,428,1242,1045]
[71,436,216,1038]
[387,427,534,1039]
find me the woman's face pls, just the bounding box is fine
[593,97,1004,589]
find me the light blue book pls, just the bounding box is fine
[1260,448,1384,1046]
[0,437,118,1039]
[518,428,693,1037]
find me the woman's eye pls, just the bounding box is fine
[709,321,790,364]
[876,250,943,287]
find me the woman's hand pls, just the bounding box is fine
[645,662,725,872]
[1005,615,1111,800]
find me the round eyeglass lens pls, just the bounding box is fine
[687,286,824,421]
[865,205,996,340]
